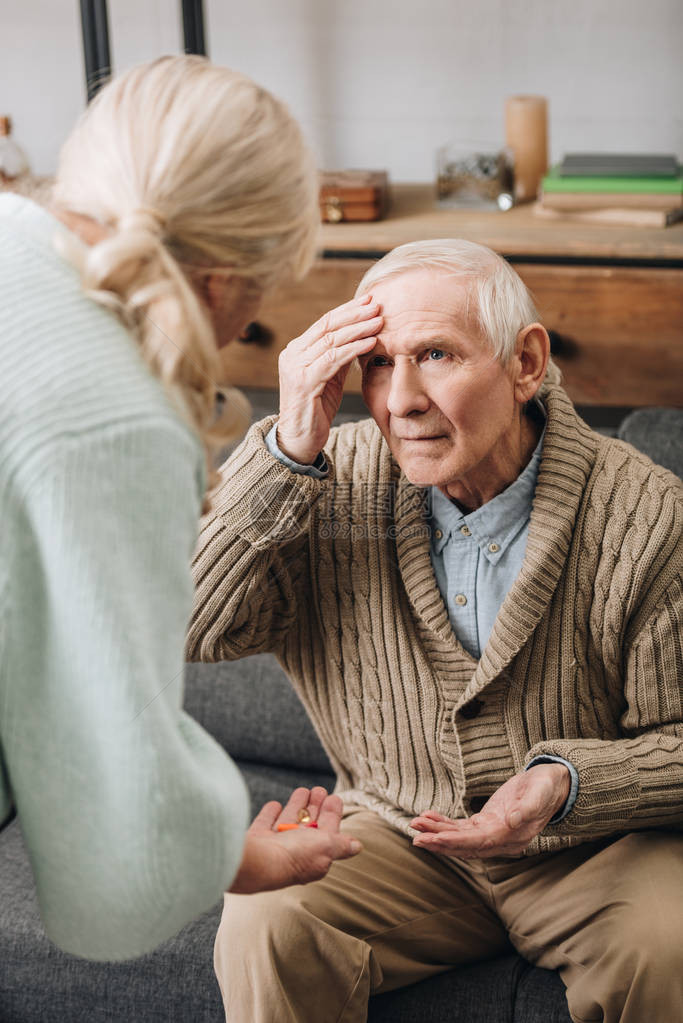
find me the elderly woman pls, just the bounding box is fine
[187,239,683,1023]
[0,56,365,962]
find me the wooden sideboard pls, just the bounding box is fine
[220,185,683,407]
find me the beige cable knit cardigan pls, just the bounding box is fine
[187,387,683,855]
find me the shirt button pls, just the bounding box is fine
[488,542,500,553]
[454,593,467,606]
[434,528,443,540]
[460,525,471,536]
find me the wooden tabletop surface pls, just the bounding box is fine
[4,177,681,264]
[320,184,683,263]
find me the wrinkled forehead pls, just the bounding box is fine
[367,268,483,347]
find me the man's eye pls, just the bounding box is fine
[369,355,390,367]
[428,349,445,361]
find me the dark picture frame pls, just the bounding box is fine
[79,0,207,103]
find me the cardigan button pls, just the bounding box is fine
[469,795,488,814]
[460,698,483,719]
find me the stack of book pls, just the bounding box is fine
[535,153,683,227]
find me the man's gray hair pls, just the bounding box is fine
[355,238,561,394]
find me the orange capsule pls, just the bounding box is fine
[276,822,300,832]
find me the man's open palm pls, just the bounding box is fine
[410,764,570,858]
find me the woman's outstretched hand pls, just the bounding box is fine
[228,786,362,894]
[276,294,382,465]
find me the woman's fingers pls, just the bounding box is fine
[250,800,283,831]
[268,786,340,832]
[306,786,329,822]
[316,794,344,834]
[328,832,363,860]
[274,787,312,827]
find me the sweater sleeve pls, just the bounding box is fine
[2,417,249,961]
[186,417,332,663]
[525,570,683,839]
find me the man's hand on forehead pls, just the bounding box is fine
[275,294,383,466]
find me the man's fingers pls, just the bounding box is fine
[413,831,528,859]
[304,316,383,366]
[292,335,378,395]
[412,818,509,851]
[411,816,466,833]
[291,295,379,351]
[280,335,378,404]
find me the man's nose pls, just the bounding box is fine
[386,361,430,418]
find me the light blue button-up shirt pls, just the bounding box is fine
[429,430,543,660]
[264,419,578,821]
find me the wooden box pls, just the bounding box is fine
[319,170,390,222]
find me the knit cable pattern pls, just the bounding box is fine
[189,387,683,853]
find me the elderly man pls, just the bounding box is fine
[186,240,683,1023]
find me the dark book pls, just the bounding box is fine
[559,153,680,178]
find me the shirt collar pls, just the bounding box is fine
[430,412,546,564]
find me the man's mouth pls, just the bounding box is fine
[396,434,445,441]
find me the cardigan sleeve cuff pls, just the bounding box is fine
[208,416,333,550]
[525,755,579,823]
[265,423,329,478]
[524,739,642,836]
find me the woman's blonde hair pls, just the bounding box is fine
[356,239,561,396]
[52,55,320,511]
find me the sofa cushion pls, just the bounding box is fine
[368,955,523,1022]
[237,760,336,815]
[514,959,573,1022]
[368,953,571,1022]
[617,406,683,478]
[0,816,570,1023]
[184,653,333,772]
[0,819,224,1022]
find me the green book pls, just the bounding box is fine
[542,164,683,195]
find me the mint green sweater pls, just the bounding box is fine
[0,194,249,961]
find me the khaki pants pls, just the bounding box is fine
[214,808,683,1023]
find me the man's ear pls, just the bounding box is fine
[514,323,550,404]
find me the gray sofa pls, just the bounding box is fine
[1,407,681,1023]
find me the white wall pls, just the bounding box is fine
[2,0,681,179]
